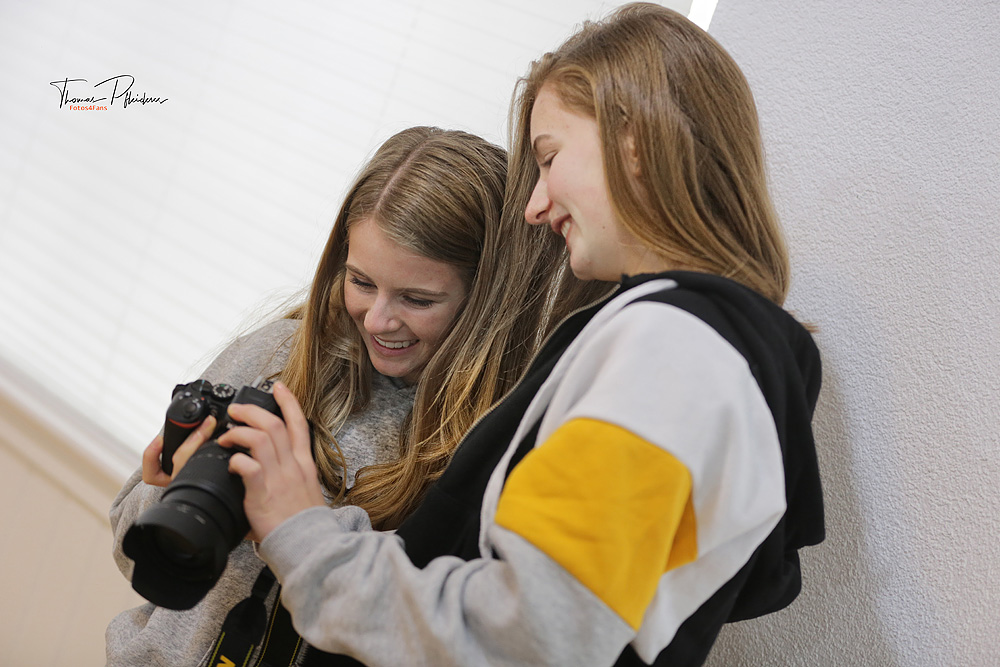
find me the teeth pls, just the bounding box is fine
[374,335,415,350]
[561,220,571,238]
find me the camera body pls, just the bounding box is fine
[123,378,282,610]
[161,379,237,475]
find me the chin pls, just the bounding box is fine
[374,363,404,379]
[568,259,590,280]
[569,261,601,282]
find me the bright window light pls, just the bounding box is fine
[0,0,711,476]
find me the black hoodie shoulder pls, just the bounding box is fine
[628,271,825,622]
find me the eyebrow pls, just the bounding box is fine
[531,134,553,158]
[345,264,449,298]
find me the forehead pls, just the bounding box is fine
[529,85,599,150]
[529,85,566,140]
[346,218,465,291]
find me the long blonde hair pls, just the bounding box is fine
[509,2,790,304]
[280,126,557,529]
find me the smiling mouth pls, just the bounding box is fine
[373,335,416,350]
[552,216,572,241]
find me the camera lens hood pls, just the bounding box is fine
[123,499,231,610]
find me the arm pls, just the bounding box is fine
[109,320,297,580]
[261,506,633,666]
[109,468,163,579]
[240,304,784,665]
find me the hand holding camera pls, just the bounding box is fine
[123,378,285,610]
[219,381,327,544]
[141,418,216,488]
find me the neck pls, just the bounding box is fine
[622,246,673,276]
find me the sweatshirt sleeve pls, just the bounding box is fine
[109,319,298,580]
[261,506,633,667]
[258,302,786,666]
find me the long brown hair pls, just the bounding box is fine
[509,2,790,304]
[279,126,558,529]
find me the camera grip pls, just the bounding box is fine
[161,417,202,476]
[161,391,210,476]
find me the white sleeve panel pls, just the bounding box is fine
[533,301,787,661]
[538,300,786,554]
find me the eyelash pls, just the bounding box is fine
[348,276,435,308]
[349,276,374,290]
[404,296,434,308]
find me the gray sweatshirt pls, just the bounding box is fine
[105,319,416,666]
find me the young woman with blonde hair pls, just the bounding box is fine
[106,125,563,666]
[216,4,826,665]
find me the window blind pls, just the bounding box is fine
[0,0,706,472]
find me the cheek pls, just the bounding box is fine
[545,169,566,204]
[546,157,583,206]
[415,305,461,346]
[408,312,438,343]
[342,287,365,323]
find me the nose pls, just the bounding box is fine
[524,178,550,226]
[364,295,401,333]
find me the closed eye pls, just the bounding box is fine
[403,295,435,308]
[348,275,374,290]
[349,272,438,307]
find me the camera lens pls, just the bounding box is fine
[125,382,284,610]
[123,444,251,608]
[151,527,208,568]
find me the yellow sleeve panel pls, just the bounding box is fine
[494,418,697,630]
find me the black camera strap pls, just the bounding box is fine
[203,565,304,667]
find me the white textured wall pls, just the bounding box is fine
[704,1,1000,665]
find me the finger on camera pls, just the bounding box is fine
[141,436,171,487]
[271,382,311,453]
[227,450,260,479]
[181,414,216,450]
[227,402,284,433]
[271,381,307,428]
[170,415,217,478]
[227,405,293,464]
[217,424,281,467]
[227,452,268,538]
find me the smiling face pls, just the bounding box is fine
[524,84,666,281]
[344,217,468,384]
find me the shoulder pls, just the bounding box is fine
[233,318,299,355]
[545,295,777,463]
[558,275,751,367]
[200,318,300,387]
[571,294,752,389]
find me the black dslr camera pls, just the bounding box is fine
[123,378,281,610]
